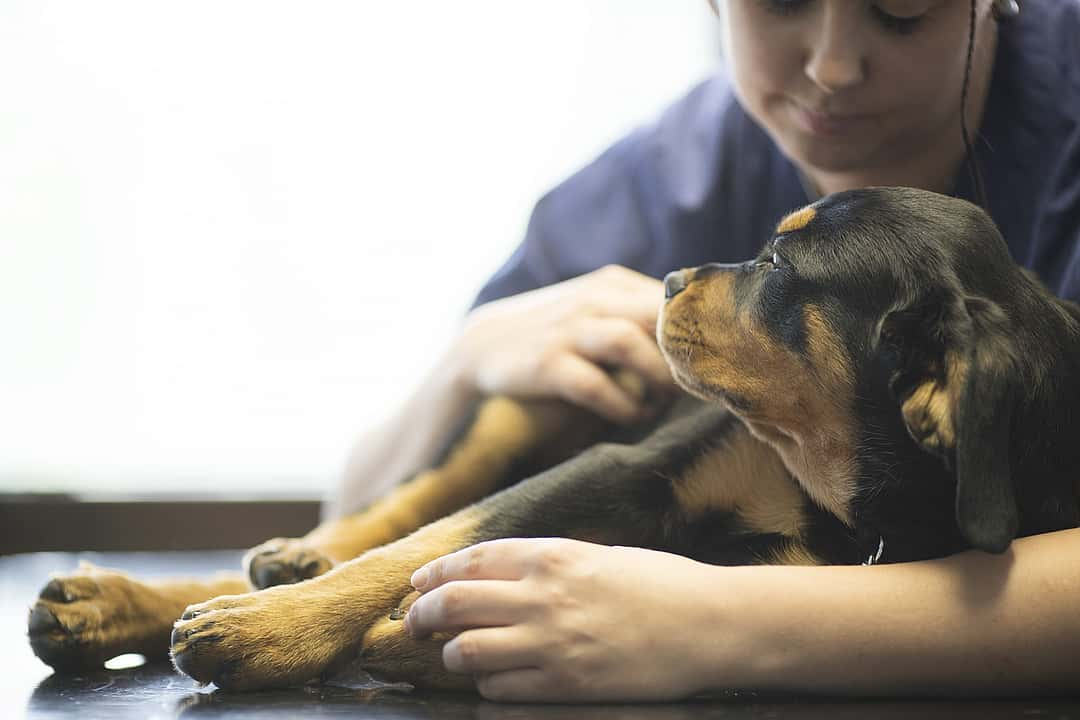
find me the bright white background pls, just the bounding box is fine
[0,1,718,498]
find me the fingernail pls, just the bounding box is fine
[411,567,429,590]
[402,611,411,634]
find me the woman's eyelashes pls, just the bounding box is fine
[871,5,926,35]
[754,0,810,17]
[753,0,929,35]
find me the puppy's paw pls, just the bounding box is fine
[243,537,336,590]
[171,585,350,691]
[28,564,174,670]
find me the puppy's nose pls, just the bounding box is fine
[664,271,688,299]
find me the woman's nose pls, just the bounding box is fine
[804,9,865,94]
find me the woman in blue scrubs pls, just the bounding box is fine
[337,0,1080,701]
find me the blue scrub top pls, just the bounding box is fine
[474,0,1080,307]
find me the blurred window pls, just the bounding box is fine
[0,1,717,497]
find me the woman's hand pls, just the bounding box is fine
[408,531,1080,701]
[450,266,676,423]
[404,538,735,702]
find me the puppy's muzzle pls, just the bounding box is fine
[664,263,731,300]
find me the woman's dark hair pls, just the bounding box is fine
[960,0,987,207]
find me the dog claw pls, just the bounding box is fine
[40,579,75,604]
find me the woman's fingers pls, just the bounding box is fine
[573,316,675,391]
[546,353,644,423]
[473,668,554,703]
[440,627,544,674]
[411,539,536,592]
[454,264,676,421]
[405,579,530,638]
[589,268,666,332]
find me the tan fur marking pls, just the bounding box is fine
[768,541,822,566]
[780,306,859,525]
[673,426,806,537]
[776,206,816,234]
[900,349,968,454]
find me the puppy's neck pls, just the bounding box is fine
[742,418,857,528]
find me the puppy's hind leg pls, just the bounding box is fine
[247,395,611,589]
[29,563,248,672]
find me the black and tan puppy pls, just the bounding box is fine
[29,187,1080,691]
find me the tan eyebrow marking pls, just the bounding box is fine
[776,206,816,234]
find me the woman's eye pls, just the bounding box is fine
[756,0,811,17]
[872,5,926,35]
[755,0,927,35]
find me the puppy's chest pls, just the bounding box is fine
[671,425,968,565]
[846,473,966,564]
[670,428,805,539]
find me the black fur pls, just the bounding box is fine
[748,188,1080,557]
[427,187,1079,568]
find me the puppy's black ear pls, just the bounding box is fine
[878,292,1019,553]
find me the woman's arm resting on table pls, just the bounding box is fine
[405,528,1080,702]
[744,525,1080,697]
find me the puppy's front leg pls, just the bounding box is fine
[170,508,495,690]
[171,403,767,692]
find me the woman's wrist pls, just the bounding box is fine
[686,562,794,695]
[440,335,482,402]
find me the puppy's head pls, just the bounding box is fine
[658,187,1027,553]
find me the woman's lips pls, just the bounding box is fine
[790,101,869,136]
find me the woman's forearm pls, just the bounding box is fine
[326,267,673,520]
[710,527,1080,696]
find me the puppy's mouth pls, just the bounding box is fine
[656,310,698,377]
[657,321,753,416]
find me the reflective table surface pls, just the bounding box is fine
[4,551,1078,719]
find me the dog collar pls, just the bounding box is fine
[862,536,886,566]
